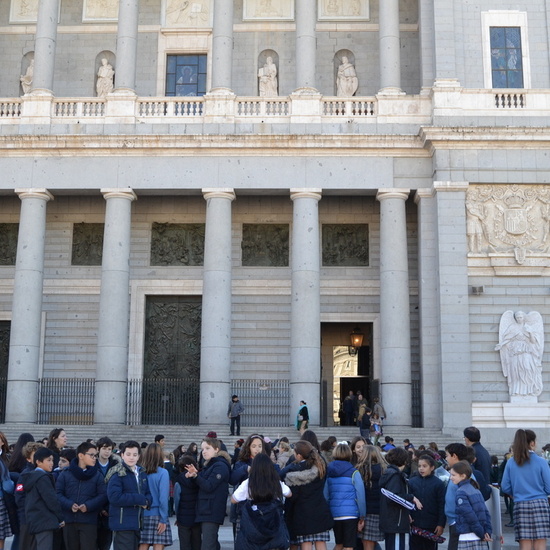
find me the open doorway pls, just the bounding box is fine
[321,323,373,426]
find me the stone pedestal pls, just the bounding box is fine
[6,189,53,423]
[473,402,550,428]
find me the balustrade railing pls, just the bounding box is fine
[0,101,21,118]
[236,98,290,116]
[322,98,376,116]
[494,92,525,108]
[137,98,204,117]
[53,99,105,117]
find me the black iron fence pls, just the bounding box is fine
[38,378,95,425]
[230,379,290,428]
[127,378,200,426]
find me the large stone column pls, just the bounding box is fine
[290,189,322,424]
[94,189,136,424]
[199,189,235,425]
[434,182,472,431]
[6,189,53,423]
[295,0,317,90]
[114,0,140,92]
[32,0,60,93]
[376,189,412,426]
[378,0,402,93]
[211,0,234,91]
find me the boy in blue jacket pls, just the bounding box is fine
[106,440,151,550]
[56,441,107,550]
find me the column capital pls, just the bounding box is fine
[290,189,322,201]
[433,181,469,193]
[15,188,54,201]
[376,188,410,202]
[101,189,137,201]
[414,188,436,204]
[202,188,236,201]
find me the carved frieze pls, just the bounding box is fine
[322,224,369,266]
[243,0,295,21]
[0,224,18,266]
[466,184,550,265]
[72,223,104,266]
[83,0,118,21]
[165,0,211,27]
[241,224,289,267]
[10,0,39,23]
[318,0,369,21]
[150,223,205,266]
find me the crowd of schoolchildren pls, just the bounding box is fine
[0,425,547,550]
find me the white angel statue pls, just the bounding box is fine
[495,310,544,397]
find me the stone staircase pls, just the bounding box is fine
[0,423,466,453]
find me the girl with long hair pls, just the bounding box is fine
[356,445,387,550]
[280,440,333,550]
[47,428,67,468]
[139,443,173,550]
[450,460,492,550]
[231,453,291,549]
[0,432,12,550]
[8,432,34,473]
[350,436,368,466]
[501,429,550,550]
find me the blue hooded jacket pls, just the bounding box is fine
[323,460,366,519]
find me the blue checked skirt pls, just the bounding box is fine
[292,530,331,544]
[139,515,173,546]
[514,498,550,541]
[0,497,12,540]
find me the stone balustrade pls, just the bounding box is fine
[0,89,544,126]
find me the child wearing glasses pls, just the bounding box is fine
[56,441,108,550]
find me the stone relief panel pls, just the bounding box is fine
[10,0,39,23]
[242,224,289,267]
[322,224,369,266]
[0,224,18,266]
[318,0,369,21]
[71,223,104,266]
[466,184,550,264]
[83,0,119,22]
[150,223,205,266]
[165,0,211,27]
[243,0,295,21]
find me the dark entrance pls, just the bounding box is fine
[0,322,8,423]
[143,296,201,425]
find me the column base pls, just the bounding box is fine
[377,86,406,96]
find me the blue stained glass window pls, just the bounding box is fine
[490,27,524,88]
[166,54,207,96]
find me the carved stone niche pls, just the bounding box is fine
[150,222,205,267]
[0,224,18,266]
[322,224,369,266]
[72,223,104,266]
[242,224,289,267]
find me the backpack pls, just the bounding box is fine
[236,499,289,550]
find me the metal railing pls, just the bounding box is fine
[230,379,290,428]
[38,377,95,425]
[127,378,200,426]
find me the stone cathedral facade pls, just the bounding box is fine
[0,0,549,443]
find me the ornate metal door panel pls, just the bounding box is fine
[143,296,201,425]
[0,322,9,423]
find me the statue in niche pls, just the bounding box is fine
[336,56,358,97]
[20,59,34,95]
[96,57,115,97]
[258,57,278,97]
[466,200,488,254]
[496,310,544,399]
[96,58,115,98]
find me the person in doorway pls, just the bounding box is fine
[343,391,356,426]
[227,395,244,436]
[372,398,386,423]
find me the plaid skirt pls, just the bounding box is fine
[457,541,488,550]
[139,515,173,546]
[292,530,331,544]
[514,498,550,541]
[0,497,12,540]
[361,514,384,541]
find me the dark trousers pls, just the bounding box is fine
[410,533,438,550]
[113,530,140,550]
[63,522,97,550]
[97,523,113,550]
[178,523,201,550]
[385,532,408,550]
[35,530,54,550]
[230,415,241,435]
[200,522,220,550]
[447,523,459,550]
[18,524,37,550]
